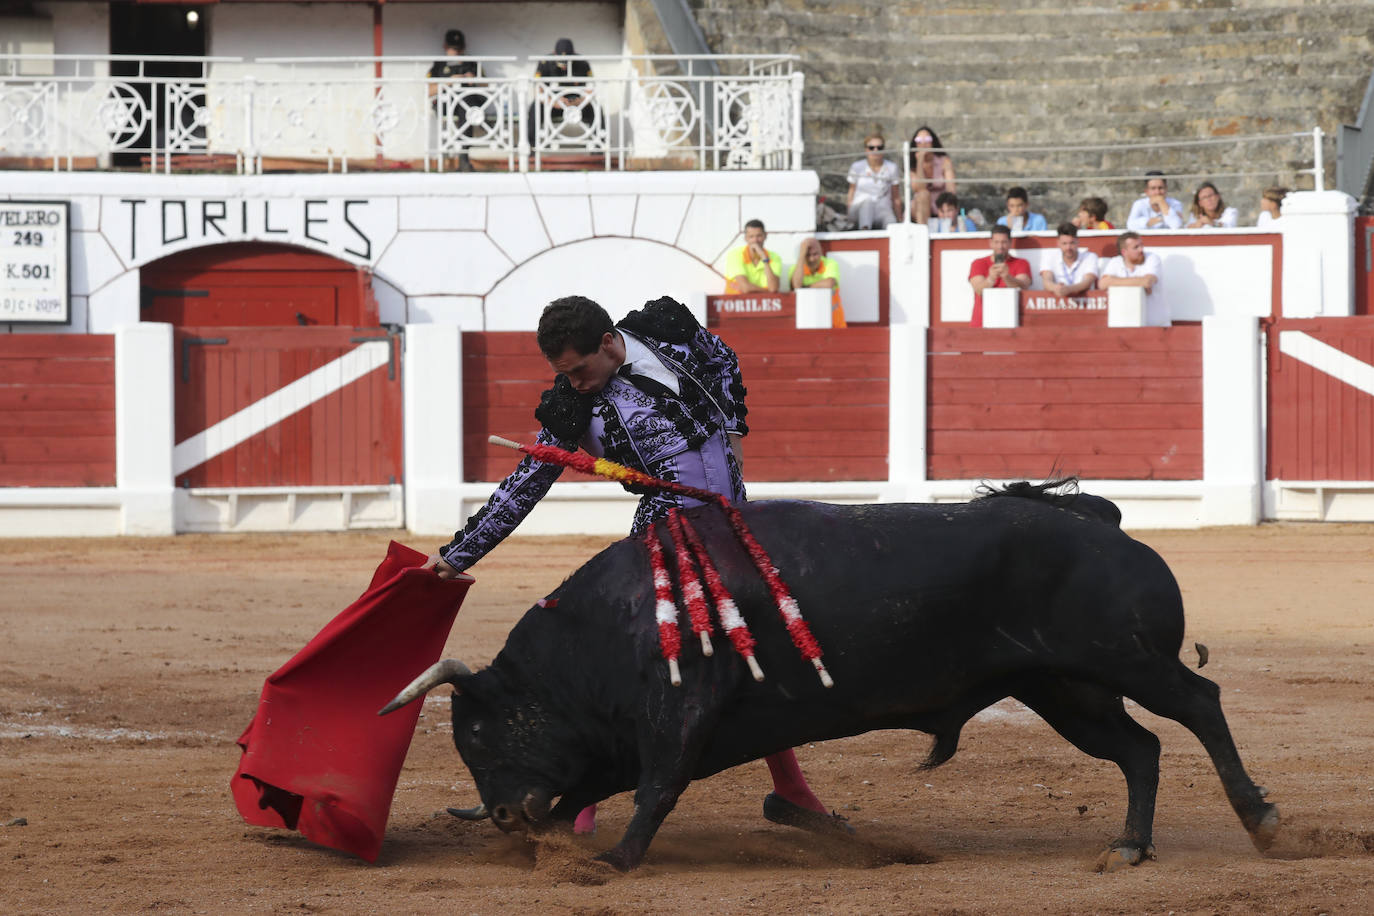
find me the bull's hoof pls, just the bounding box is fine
[1249,803,1280,852]
[593,846,640,872]
[1094,843,1156,873]
[763,792,857,837]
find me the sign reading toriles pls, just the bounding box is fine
[0,201,70,325]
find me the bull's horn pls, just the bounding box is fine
[378,659,473,715]
[446,804,489,821]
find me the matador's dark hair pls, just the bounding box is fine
[537,296,614,358]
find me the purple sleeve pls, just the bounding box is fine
[438,427,573,571]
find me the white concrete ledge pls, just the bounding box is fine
[1264,481,1374,522]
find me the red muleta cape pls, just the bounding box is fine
[232,541,472,862]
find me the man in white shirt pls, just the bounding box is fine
[1040,222,1099,296]
[1099,231,1162,295]
[1126,171,1184,230]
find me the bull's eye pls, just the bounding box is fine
[470,722,482,738]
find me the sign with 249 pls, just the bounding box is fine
[0,201,70,324]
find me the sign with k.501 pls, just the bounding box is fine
[1,201,70,325]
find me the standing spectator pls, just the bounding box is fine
[724,219,781,293]
[846,132,902,230]
[996,186,1048,232]
[1040,223,1100,296]
[1186,182,1239,229]
[1126,171,1184,230]
[789,238,846,328]
[1099,231,1162,295]
[908,125,956,226]
[967,224,1031,327]
[528,38,596,147]
[1073,197,1113,230]
[929,191,976,232]
[1257,186,1288,227]
[427,29,480,171]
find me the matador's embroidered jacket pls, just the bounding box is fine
[439,297,749,572]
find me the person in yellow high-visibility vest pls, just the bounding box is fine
[789,237,846,328]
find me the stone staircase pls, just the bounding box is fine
[683,0,1374,226]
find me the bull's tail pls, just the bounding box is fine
[919,727,961,770]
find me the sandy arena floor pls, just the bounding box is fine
[2,522,1373,914]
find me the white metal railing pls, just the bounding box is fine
[0,54,803,174]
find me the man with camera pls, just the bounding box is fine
[967,224,1031,327]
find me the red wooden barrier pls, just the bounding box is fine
[0,335,116,486]
[1266,317,1374,480]
[462,327,890,483]
[174,327,401,488]
[928,326,1202,479]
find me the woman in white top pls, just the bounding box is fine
[1256,186,1287,227]
[846,132,902,230]
[1186,182,1239,229]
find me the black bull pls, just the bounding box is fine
[383,485,1279,871]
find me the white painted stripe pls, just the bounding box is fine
[173,340,390,477]
[1278,331,1374,397]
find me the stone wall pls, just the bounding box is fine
[685,0,1374,227]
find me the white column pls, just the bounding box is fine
[115,322,175,535]
[794,288,831,328]
[404,323,466,536]
[1201,315,1262,525]
[1107,287,1148,327]
[885,221,930,500]
[981,288,1019,328]
[1280,190,1357,317]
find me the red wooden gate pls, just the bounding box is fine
[928,326,1203,479]
[1266,317,1374,480]
[172,327,402,488]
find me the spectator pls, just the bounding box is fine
[967,224,1031,327]
[724,219,781,293]
[1040,222,1100,297]
[846,132,902,230]
[1099,231,1161,295]
[528,37,596,147]
[907,125,956,226]
[1073,196,1113,230]
[427,29,480,171]
[1126,171,1184,230]
[1257,186,1288,227]
[1186,181,1239,229]
[929,191,976,232]
[789,238,846,328]
[996,186,1048,232]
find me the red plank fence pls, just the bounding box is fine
[462,327,890,483]
[1267,317,1374,481]
[928,326,1203,480]
[0,335,116,486]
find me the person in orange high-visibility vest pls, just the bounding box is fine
[789,237,846,328]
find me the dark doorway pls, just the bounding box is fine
[109,3,208,167]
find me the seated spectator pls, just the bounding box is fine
[996,186,1048,232]
[427,28,480,171]
[908,125,956,226]
[846,132,901,230]
[1257,186,1288,227]
[1099,231,1161,295]
[528,37,596,146]
[1073,196,1113,230]
[1040,222,1100,296]
[967,224,1031,327]
[724,219,781,293]
[789,238,846,328]
[929,191,976,232]
[1186,181,1239,229]
[1126,171,1184,230]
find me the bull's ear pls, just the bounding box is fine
[378,659,473,715]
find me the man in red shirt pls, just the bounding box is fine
[967,224,1032,326]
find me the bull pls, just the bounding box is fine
[382,483,1279,871]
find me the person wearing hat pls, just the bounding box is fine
[528,37,598,147]
[427,29,481,171]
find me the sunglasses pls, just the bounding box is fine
[914,137,934,145]
[866,144,884,151]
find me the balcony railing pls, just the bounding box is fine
[0,54,804,174]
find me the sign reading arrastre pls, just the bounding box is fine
[0,201,69,325]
